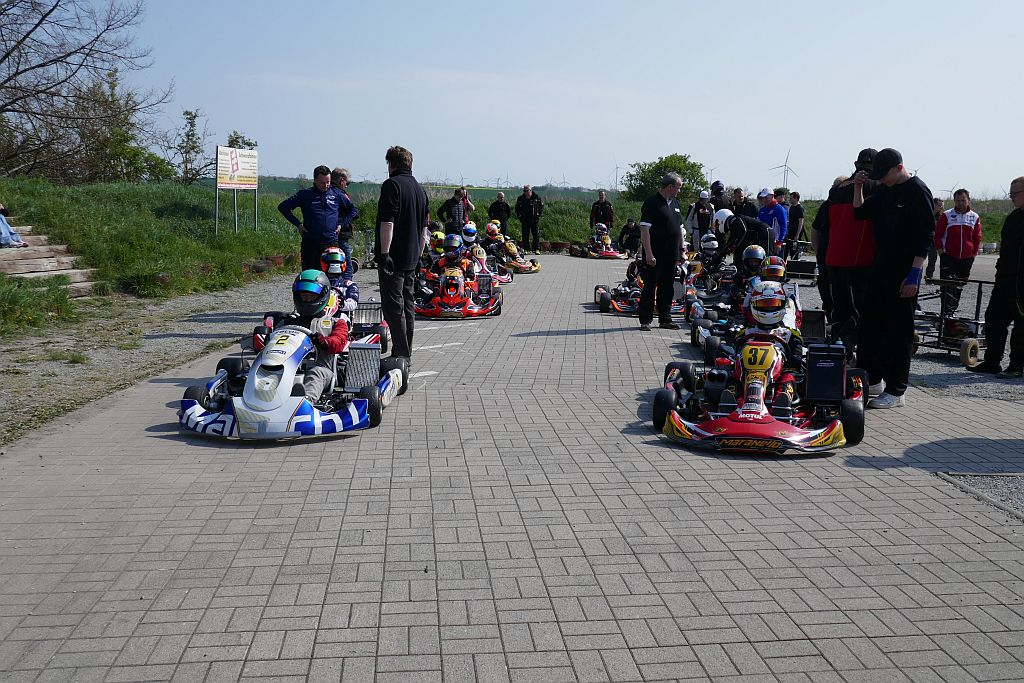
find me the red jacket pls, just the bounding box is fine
[825,182,875,268]
[935,209,982,259]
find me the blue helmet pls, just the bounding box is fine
[443,233,464,254]
[462,223,478,244]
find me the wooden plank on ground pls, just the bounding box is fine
[0,245,68,261]
[0,255,78,274]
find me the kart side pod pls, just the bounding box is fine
[804,344,847,402]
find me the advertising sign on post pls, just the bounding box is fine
[214,146,259,234]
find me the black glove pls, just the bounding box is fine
[378,252,395,276]
[311,333,327,348]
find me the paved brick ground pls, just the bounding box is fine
[2,255,1024,681]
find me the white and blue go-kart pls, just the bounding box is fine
[179,322,406,439]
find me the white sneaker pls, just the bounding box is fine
[868,382,884,397]
[868,392,905,409]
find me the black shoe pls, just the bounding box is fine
[658,322,681,330]
[997,367,1023,379]
[967,363,1002,374]
[639,322,652,331]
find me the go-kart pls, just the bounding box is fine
[499,239,541,273]
[468,245,513,284]
[570,240,628,259]
[593,280,687,316]
[179,313,407,440]
[651,335,866,455]
[416,266,502,318]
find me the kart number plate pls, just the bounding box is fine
[439,310,463,318]
[718,437,783,450]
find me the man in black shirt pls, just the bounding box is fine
[970,175,1024,377]
[637,173,685,331]
[487,192,513,236]
[853,148,934,408]
[730,188,758,219]
[784,191,805,259]
[709,180,729,213]
[590,190,615,232]
[515,185,544,253]
[375,146,429,363]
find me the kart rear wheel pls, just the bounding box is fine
[368,324,389,354]
[652,388,677,431]
[349,258,359,275]
[704,336,722,366]
[380,357,409,396]
[840,397,865,445]
[598,292,611,313]
[358,386,382,427]
[704,310,719,323]
[182,385,210,409]
[594,284,608,304]
[847,368,870,408]
[960,337,981,368]
[216,357,248,379]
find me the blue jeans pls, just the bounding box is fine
[0,213,24,246]
[339,239,352,274]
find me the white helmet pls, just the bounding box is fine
[749,280,788,327]
[594,223,608,235]
[713,208,733,233]
[699,233,719,255]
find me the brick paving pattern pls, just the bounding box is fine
[1,255,1023,681]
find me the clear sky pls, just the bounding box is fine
[133,0,1022,198]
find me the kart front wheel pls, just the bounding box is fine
[359,386,382,427]
[960,338,980,368]
[704,336,722,366]
[598,291,611,313]
[368,324,389,354]
[840,397,865,445]
[182,385,210,409]
[664,361,697,392]
[216,357,248,379]
[594,284,608,304]
[380,357,409,396]
[652,388,677,431]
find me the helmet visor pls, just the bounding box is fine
[751,297,785,311]
[294,280,326,296]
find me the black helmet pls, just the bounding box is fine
[292,269,332,317]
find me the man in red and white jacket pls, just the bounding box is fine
[934,188,982,313]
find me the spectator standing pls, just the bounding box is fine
[927,197,943,278]
[825,150,877,358]
[487,191,513,236]
[279,165,358,271]
[685,190,714,245]
[331,167,360,274]
[788,191,806,241]
[590,190,615,232]
[774,189,789,207]
[757,187,788,250]
[708,180,729,213]
[731,188,758,219]
[853,148,935,408]
[375,146,429,363]
[934,189,982,314]
[810,176,848,321]
[437,187,474,232]
[637,173,685,331]
[969,176,1024,378]
[515,185,544,254]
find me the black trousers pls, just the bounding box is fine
[828,266,871,356]
[938,254,974,314]
[926,243,938,278]
[984,278,1024,370]
[379,268,416,359]
[301,238,337,271]
[638,256,677,324]
[816,260,834,321]
[521,220,540,251]
[859,281,916,396]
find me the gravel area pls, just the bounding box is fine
[947,474,1024,518]
[0,273,303,445]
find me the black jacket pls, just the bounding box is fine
[487,200,513,230]
[515,193,543,224]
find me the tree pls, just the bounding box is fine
[226,131,257,150]
[165,109,214,186]
[621,154,706,202]
[0,0,171,178]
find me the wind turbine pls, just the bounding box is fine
[705,166,717,189]
[944,181,960,199]
[769,149,799,189]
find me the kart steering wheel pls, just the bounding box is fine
[277,324,313,336]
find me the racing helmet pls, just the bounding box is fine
[594,223,609,236]
[749,280,788,327]
[292,269,333,317]
[713,208,733,234]
[443,233,464,255]
[741,244,767,275]
[485,222,501,239]
[470,245,486,259]
[462,222,477,244]
[319,246,346,277]
[699,233,719,256]
[430,231,446,254]
[760,255,787,282]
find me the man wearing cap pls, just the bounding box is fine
[822,149,878,360]
[709,180,729,213]
[685,190,714,245]
[756,187,788,249]
[731,188,758,219]
[853,148,935,409]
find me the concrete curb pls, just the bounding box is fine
[935,471,1024,523]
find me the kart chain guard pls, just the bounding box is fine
[344,343,380,393]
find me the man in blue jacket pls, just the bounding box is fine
[756,187,788,252]
[278,165,358,270]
